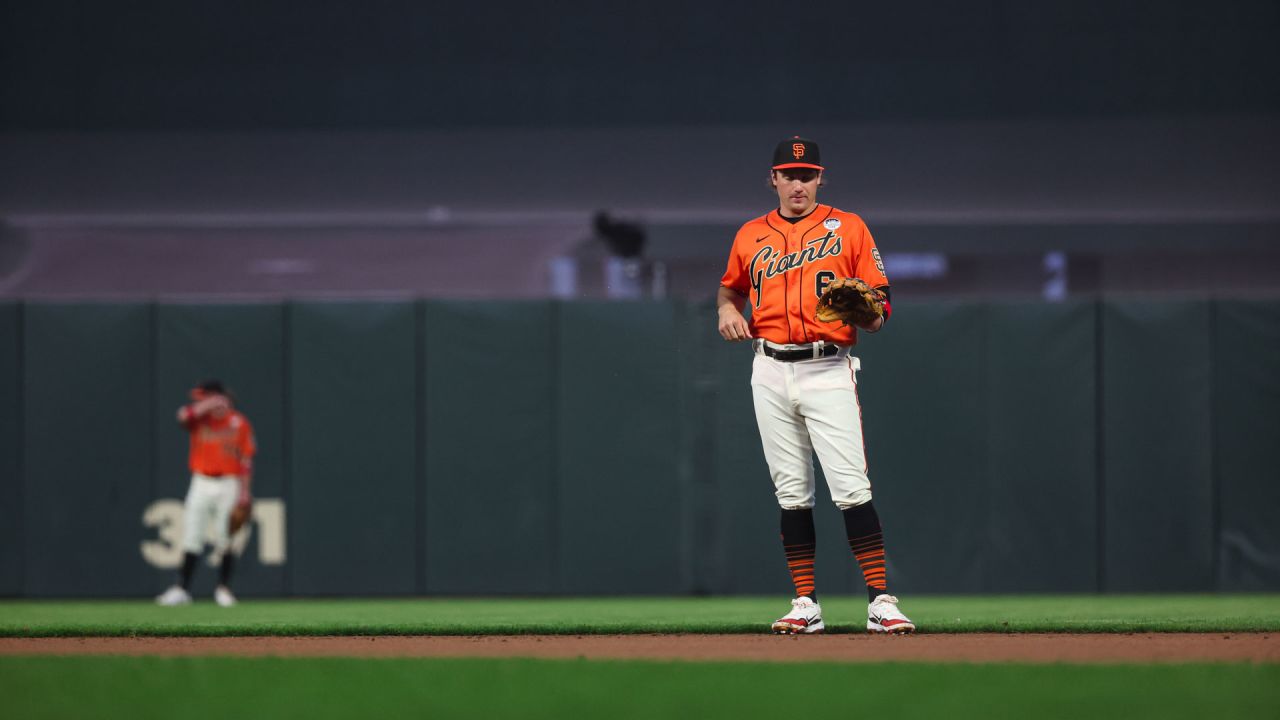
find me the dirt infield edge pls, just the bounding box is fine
[1,633,1276,664]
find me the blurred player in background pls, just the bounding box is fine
[156,379,256,607]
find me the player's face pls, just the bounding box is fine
[772,169,821,217]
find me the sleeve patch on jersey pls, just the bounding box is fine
[872,248,885,275]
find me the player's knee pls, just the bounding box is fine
[835,489,873,510]
[209,527,231,552]
[774,482,815,509]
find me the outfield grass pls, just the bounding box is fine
[2,656,1277,720]
[2,594,1278,636]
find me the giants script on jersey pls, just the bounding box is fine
[749,231,843,305]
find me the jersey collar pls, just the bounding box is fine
[772,204,831,236]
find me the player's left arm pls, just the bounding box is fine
[236,420,257,508]
[237,463,253,508]
[853,220,891,333]
[855,289,889,333]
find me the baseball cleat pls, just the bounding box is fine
[214,585,238,608]
[772,596,825,634]
[867,593,915,634]
[156,585,192,606]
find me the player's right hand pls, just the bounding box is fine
[718,308,753,341]
[193,394,231,416]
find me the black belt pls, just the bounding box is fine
[757,342,841,362]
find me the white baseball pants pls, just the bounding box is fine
[751,349,872,510]
[181,473,239,553]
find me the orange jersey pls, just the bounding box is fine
[721,205,889,346]
[185,411,256,477]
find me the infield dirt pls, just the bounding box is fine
[1,633,1275,663]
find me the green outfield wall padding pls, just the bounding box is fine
[673,305,709,594]
[5,298,1280,597]
[985,301,1099,592]
[556,302,684,594]
[289,302,418,595]
[422,302,557,594]
[1103,300,1214,592]
[856,302,989,594]
[153,304,287,597]
[709,328,790,595]
[21,303,154,596]
[1213,300,1280,590]
[0,303,21,594]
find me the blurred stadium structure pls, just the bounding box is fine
[1,117,1277,300]
[1,2,1277,301]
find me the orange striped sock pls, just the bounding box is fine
[784,542,817,599]
[780,508,817,601]
[849,531,887,599]
[843,502,888,602]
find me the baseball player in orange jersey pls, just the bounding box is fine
[156,379,256,607]
[718,137,915,634]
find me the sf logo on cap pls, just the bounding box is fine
[792,143,806,159]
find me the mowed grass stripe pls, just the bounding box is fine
[1,595,1278,637]
[2,656,1278,720]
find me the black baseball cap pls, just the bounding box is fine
[772,137,823,170]
[191,379,234,401]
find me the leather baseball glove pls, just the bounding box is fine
[815,278,887,327]
[229,503,251,534]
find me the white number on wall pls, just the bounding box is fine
[140,498,287,568]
